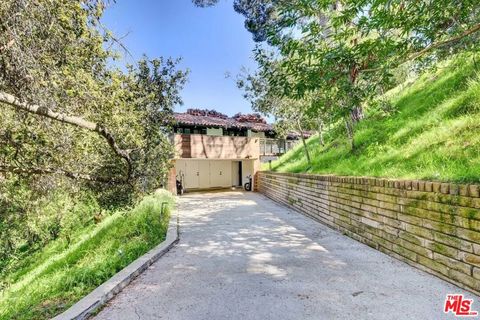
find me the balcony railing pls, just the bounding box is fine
[259,138,298,156]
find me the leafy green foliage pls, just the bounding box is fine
[0,1,187,191]
[269,55,480,183]
[0,3,186,312]
[0,190,174,320]
[212,0,480,152]
[193,0,281,42]
[125,57,188,193]
[0,180,101,276]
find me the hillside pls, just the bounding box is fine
[269,55,480,183]
[0,190,174,320]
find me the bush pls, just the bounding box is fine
[0,190,174,320]
[0,178,101,278]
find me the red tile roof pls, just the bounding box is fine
[174,109,273,132]
[174,109,313,139]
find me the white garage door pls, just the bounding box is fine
[176,160,232,190]
[198,161,210,189]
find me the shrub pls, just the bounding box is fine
[0,190,174,320]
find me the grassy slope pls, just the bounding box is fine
[270,55,480,183]
[0,190,175,320]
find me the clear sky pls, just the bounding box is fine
[102,0,258,117]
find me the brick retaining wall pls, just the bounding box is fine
[257,171,480,295]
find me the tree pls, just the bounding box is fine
[0,1,188,193]
[125,57,188,193]
[193,0,281,42]
[237,61,317,166]
[199,0,480,150]
[356,0,480,62]
[0,1,188,266]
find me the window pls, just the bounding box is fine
[224,129,247,137]
[176,126,208,135]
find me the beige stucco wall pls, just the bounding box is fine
[174,134,260,160]
[172,134,261,191]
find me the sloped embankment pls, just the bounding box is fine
[0,190,174,320]
[271,55,480,183]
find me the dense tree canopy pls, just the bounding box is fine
[0,1,187,271]
[196,0,480,157]
[193,0,281,42]
[0,0,187,189]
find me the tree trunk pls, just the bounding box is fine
[350,105,364,123]
[317,119,325,146]
[348,63,364,124]
[0,91,133,180]
[345,118,355,151]
[345,105,363,151]
[297,119,312,166]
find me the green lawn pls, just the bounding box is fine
[269,55,480,183]
[0,190,175,320]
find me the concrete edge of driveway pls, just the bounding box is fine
[52,205,180,320]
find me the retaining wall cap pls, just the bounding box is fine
[259,171,480,196]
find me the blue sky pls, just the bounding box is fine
[102,0,258,117]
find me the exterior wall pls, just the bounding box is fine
[250,131,266,138]
[257,171,480,295]
[166,164,177,194]
[206,127,223,136]
[174,134,260,160]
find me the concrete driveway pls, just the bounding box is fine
[95,191,475,320]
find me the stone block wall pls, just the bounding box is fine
[257,171,480,295]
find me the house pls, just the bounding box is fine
[170,108,307,192]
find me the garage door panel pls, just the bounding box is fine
[175,160,185,178]
[210,161,222,187]
[222,161,232,187]
[184,160,199,189]
[198,161,210,189]
[209,161,231,187]
[181,159,234,190]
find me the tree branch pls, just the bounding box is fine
[361,22,480,73]
[408,22,480,61]
[0,165,125,184]
[0,91,133,180]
